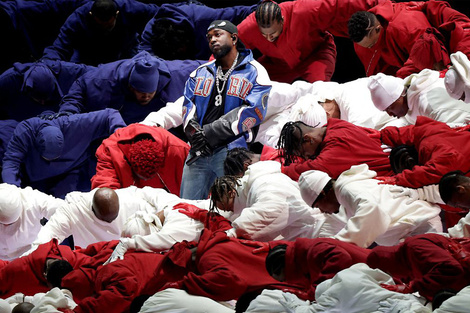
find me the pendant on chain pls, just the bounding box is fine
[215,94,222,106]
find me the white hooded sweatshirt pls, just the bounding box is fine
[226,161,326,241]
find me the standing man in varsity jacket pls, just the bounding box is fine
[180,20,272,200]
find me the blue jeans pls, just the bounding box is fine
[180,147,228,200]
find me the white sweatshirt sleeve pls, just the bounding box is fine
[32,204,74,247]
[26,187,66,219]
[123,209,204,252]
[140,96,184,129]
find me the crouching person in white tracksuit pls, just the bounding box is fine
[103,185,213,263]
[244,263,430,313]
[298,163,442,248]
[25,186,176,254]
[0,183,65,260]
[210,148,329,241]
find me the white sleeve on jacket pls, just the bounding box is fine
[136,186,211,213]
[32,205,73,247]
[418,184,444,204]
[140,96,184,129]
[122,209,204,252]
[25,187,66,219]
[333,191,391,248]
[448,212,470,238]
[231,178,293,241]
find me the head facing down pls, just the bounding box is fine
[150,18,195,60]
[277,121,326,166]
[45,259,73,288]
[298,170,339,214]
[255,0,284,42]
[390,145,419,174]
[0,184,22,225]
[368,73,408,118]
[209,175,240,213]
[224,147,260,177]
[128,138,164,180]
[129,56,160,105]
[12,302,35,313]
[36,125,64,161]
[121,210,163,238]
[23,64,59,105]
[348,11,382,48]
[445,51,470,103]
[410,29,449,71]
[92,187,120,223]
[265,244,287,282]
[439,171,470,211]
[206,20,243,61]
[89,0,119,33]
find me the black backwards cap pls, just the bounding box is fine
[207,20,238,34]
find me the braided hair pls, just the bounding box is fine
[389,145,419,174]
[255,0,282,28]
[348,11,376,43]
[224,147,255,177]
[277,121,311,166]
[209,175,240,212]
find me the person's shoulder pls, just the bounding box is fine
[237,9,256,28]
[189,60,215,78]
[327,118,351,128]
[14,118,42,134]
[65,2,92,22]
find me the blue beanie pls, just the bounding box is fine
[129,58,160,93]
[22,64,58,99]
[37,126,64,161]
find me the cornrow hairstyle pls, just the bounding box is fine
[348,11,376,43]
[265,244,287,278]
[389,145,419,174]
[224,147,255,176]
[255,0,282,28]
[277,121,310,166]
[209,175,240,212]
[439,170,467,204]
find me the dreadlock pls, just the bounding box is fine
[277,121,311,166]
[209,175,240,212]
[348,11,376,43]
[224,147,255,177]
[255,0,282,28]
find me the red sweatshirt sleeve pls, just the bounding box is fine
[307,241,354,285]
[74,266,138,313]
[181,265,247,301]
[91,142,123,189]
[404,236,465,300]
[380,125,415,147]
[395,143,466,188]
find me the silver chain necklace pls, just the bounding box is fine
[215,52,239,106]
